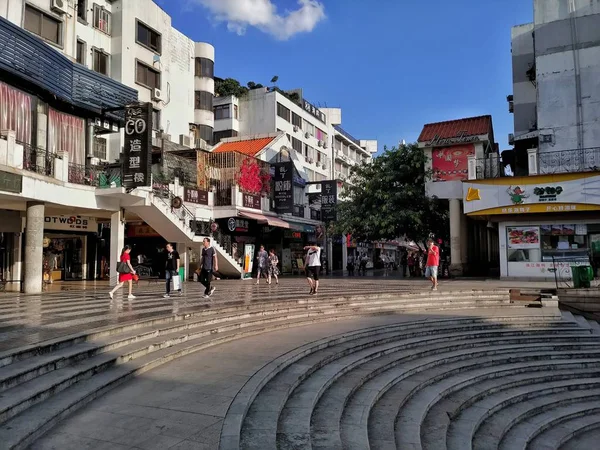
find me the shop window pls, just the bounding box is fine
[137,20,162,54]
[540,224,590,263]
[24,5,61,46]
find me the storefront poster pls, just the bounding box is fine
[123,103,152,188]
[506,226,540,249]
[273,162,294,213]
[432,144,475,181]
[184,187,208,205]
[243,244,255,279]
[44,216,97,232]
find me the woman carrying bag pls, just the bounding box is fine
[109,245,137,299]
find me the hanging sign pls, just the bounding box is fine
[123,103,152,188]
[321,180,338,222]
[273,162,294,213]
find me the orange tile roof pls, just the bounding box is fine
[212,136,277,156]
[418,115,492,143]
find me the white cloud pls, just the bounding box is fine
[192,0,326,40]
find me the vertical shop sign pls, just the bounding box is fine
[243,244,255,279]
[273,162,294,213]
[321,180,338,222]
[123,103,152,188]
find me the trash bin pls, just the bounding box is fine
[179,267,185,283]
[571,266,582,289]
[571,265,593,289]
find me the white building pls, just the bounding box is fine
[2,0,215,161]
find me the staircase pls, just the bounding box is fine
[126,188,242,278]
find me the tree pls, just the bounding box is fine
[215,78,248,98]
[334,143,449,245]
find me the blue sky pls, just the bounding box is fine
[159,0,533,152]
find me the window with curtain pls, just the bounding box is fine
[0,81,33,144]
[48,109,86,165]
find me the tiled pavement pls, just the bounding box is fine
[0,276,555,353]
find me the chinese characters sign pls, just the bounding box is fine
[273,162,294,213]
[123,103,152,188]
[321,180,338,222]
[243,193,261,210]
[432,144,475,181]
[303,99,326,123]
[184,187,208,205]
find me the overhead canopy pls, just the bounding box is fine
[239,211,290,229]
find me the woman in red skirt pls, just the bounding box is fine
[109,245,137,299]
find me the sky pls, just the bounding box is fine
[157,0,533,153]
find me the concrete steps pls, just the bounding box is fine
[217,299,600,450]
[0,289,518,449]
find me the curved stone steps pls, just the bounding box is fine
[312,340,600,450]
[498,402,600,450]
[243,323,564,449]
[238,324,589,449]
[558,415,600,450]
[424,366,600,450]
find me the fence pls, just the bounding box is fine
[538,147,600,174]
[21,143,58,177]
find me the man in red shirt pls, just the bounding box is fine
[425,239,440,291]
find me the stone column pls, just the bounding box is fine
[24,202,45,294]
[449,198,463,276]
[110,210,125,286]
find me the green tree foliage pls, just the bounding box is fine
[335,143,449,244]
[215,78,249,97]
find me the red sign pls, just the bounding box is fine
[128,224,160,237]
[432,144,474,181]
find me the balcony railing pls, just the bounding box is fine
[474,155,502,179]
[538,147,600,175]
[22,143,58,177]
[334,125,361,146]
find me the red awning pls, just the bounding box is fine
[239,211,290,229]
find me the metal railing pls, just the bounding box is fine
[538,147,600,174]
[334,125,361,146]
[152,187,197,233]
[68,163,102,186]
[474,155,502,179]
[21,143,59,177]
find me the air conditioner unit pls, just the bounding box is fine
[323,142,328,149]
[179,134,192,148]
[305,132,310,139]
[51,0,68,14]
[508,133,515,145]
[152,88,163,101]
[293,126,299,132]
[318,140,323,147]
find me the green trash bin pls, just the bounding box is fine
[571,265,592,289]
[571,265,582,289]
[179,267,185,283]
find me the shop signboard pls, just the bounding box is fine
[0,170,22,193]
[243,244,255,279]
[44,215,97,232]
[464,174,600,215]
[243,193,261,210]
[431,144,475,181]
[426,131,481,147]
[506,227,540,250]
[321,180,338,222]
[128,224,160,237]
[184,187,208,205]
[272,162,294,213]
[123,103,152,189]
[227,218,249,233]
[302,99,326,123]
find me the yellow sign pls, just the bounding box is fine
[465,187,481,202]
[467,203,600,216]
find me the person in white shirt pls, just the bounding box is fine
[304,245,321,295]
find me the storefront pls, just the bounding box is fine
[464,173,600,280]
[43,215,99,281]
[0,210,23,288]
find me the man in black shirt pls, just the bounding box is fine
[199,237,218,298]
[164,243,181,298]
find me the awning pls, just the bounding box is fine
[514,130,539,141]
[239,211,290,229]
[287,221,317,233]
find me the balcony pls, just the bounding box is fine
[22,143,59,178]
[471,155,503,180]
[538,148,600,175]
[334,125,360,146]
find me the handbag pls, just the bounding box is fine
[116,261,131,274]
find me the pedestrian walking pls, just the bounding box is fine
[164,243,181,298]
[267,249,279,285]
[401,251,408,277]
[425,239,440,290]
[347,254,355,276]
[304,245,321,295]
[255,245,269,284]
[109,245,136,299]
[199,237,218,298]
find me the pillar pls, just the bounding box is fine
[110,210,125,286]
[449,198,464,276]
[178,243,189,281]
[24,202,45,293]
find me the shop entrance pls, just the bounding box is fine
[43,235,86,281]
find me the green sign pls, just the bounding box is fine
[0,171,23,193]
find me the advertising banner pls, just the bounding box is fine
[321,180,338,222]
[123,103,152,188]
[506,226,540,249]
[273,162,294,213]
[243,244,255,279]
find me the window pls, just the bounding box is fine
[292,112,302,128]
[213,129,238,144]
[277,103,290,122]
[195,58,214,78]
[137,21,162,54]
[291,137,302,153]
[77,0,87,22]
[93,137,107,160]
[316,127,327,142]
[24,5,61,45]
[152,109,161,130]
[0,81,33,145]
[195,124,213,145]
[303,120,315,136]
[92,49,109,75]
[304,144,315,160]
[214,105,231,120]
[76,40,86,65]
[234,104,239,120]
[93,4,111,34]
[136,61,160,90]
[195,91,213,111]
